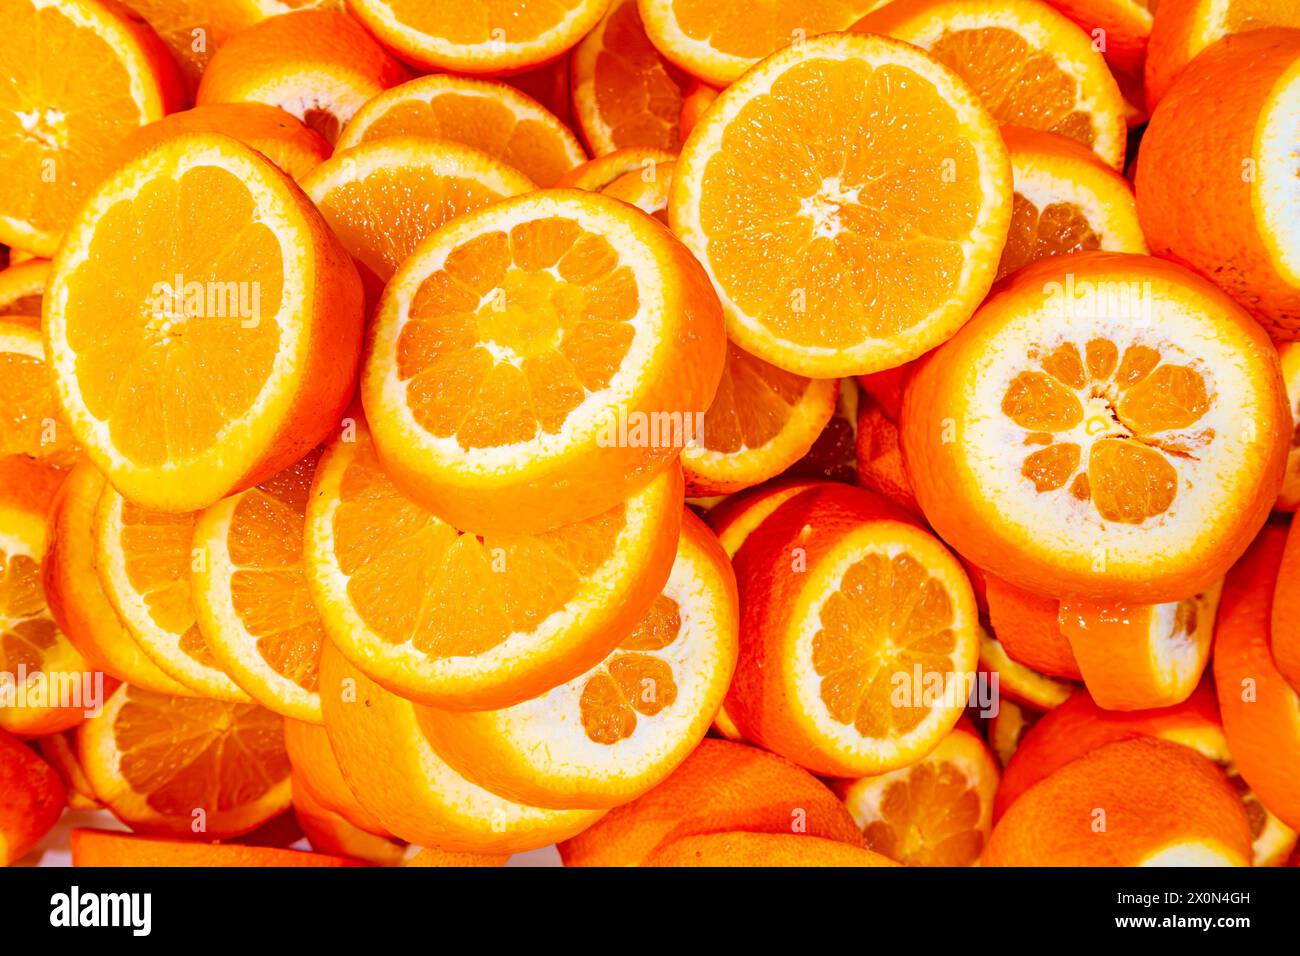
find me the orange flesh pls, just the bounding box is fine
[579,594,682,744]
[120,503,214,667]
[62,165,283,466]
[997,194,1100,279]
[1,548,58,674]
[863,758,985,865]
[229,450,324,691]
[0,350,76,462]
[813,552,957,737]
[1000,340,1214,524]
[396,217,637,449]
[672,0,871,59]
[701,344,811,453]
[594,1,688,149]
[333,430,627,659]
[699,57,983,346]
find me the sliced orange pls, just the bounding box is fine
[78,683,292,838]
[681,344,838,496]
[0,320,78,468]
[361,187,725,534]
[45,133,364,512]
[302,136,534,303]
[997,125,1147,280]
[0,0,185,256]
[336,74,586,187]
[318,643,605,853]
[347,0,608,74]
[557,145,674,190]
[902,253,1290,603]
[646,831,898,866]
[0,259,49,326]
[856,0,1127,170]
[1273,518,1300,692]
[978,627,1075,712]
[304,416,682,710]
[855,393,921,517]
[117,103,333,182]
[292,780,405,865]
[120,0,268,93]
[192,450,326,723]
[1060,582,1223,711]
[43,461,192,696]
[638,0,887,87]
[417,512,737,809]
[94,484,248,702]
[572,0,691,155]
[985,574,1080,680]
[1278,343,1300,510]
[1145,0,1300,109]
[728,484,980,776]
[834,718,999,866]
[71,827,362,867]
[196,9,408,144]
[670,32,1012,378]
[284,717,391,837]
[1136,29,1300,340]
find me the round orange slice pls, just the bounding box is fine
[336,74,586,187]
[318,643,605,854]
[44,133,364,513]
[192,450,326,723]
[304,415,683,710]
[346,0,608,74]
[978,626,1075,712]
[0,0,185,256]
[78,683,292,839]
[902,252,1291,604]
[1277,343,1300,510]
[0,259,49,326]
[856,0,1128,170]
[997,125,1147,281]
[834,717,999,866]
[0,319,79,468]
[681,344,839,496]
[670,32,1012,378]
[728,483,980,777]
[417,511,738,810]
[557,145,674,190]
[361,187,725,534]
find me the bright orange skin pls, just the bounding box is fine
[1214,525,1300,830]
[0,728,66,865]
[645,831,900,867]
[985,575,1081,680]
[857,360,916,424]
[1137,29,1300,340]
[702,477,831,558]
[984,737,1252,866]
[855,396,922,518]
[69,828,366,867]
[1272,519,1300,691]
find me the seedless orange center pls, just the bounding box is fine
[863,759,985,866]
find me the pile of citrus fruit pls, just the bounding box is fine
[2,0,1298,870]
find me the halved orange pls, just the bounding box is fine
[44,133,364,512]
[0,0,185,256]
[192,450,326,723]
[304,416,682,710]
[0,320,79,468]
[978,627,1075,712]
[78,683,292,839]
[1273,517,1300,692]
[70,827,363,867]
[361,187,725,534]
[336,74,586,187]
[856,0,1128,170]
[572,0,690,155]
[1277,343,1300,510]
[557,145,674,189]
[0,259,49,326]
[645,831,898,866]
[318,643,605,853]
[417,511,737,809]
[728,483,980,776]
[681,344,838,496]
[902,253,1290,603]
[985,573,1080,680]
[347,0,608,74]
[834,718,999,866]
[670,32,1012,378]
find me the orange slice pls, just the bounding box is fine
[856,0,1127,170]
[984,737,1252,866]
[284,717,390,836]
[0,0,184,256]
[292,780,405,865]
[361,187,725,534]
[1040,0,1154,79]
[336,74,586,187]
[317,643,604,853]
[1278,343,1300,510]
[0,259,49,326]
[78,683,292,838]
[43,462,192,696]
[1136,29,1300,340]
[304,416,682,710]
[0,319,78,468]
[728,483,980,776]
[120,0,268,93]
[45,133,364,512]
[670,32,1012,378]
[646,831,898,866]
[196,9,408,144]
[572,0,691,155]
[638,0,886,87]
[417,512,738,809]
[681,344,838,496]
[985,574,1080,680]
[997,125,1147,280]
[347,0,608,74]
[556,145,674,190]
[94,483,248,702]
[834,718,999,866]
[0,727,66,865]
[978,627,1075,712]
[302,136,534,303]
[855,393,921,517]
[902,252,1290,603]
[1060,582,1223,711]
[192,450,326,723]
[71,827,364,867]
[1272,518,1300,692]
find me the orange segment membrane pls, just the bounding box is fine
[579,593,682,744]
[702,344,811,452]
[997,194,1101,279]
[863,760,985,865]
